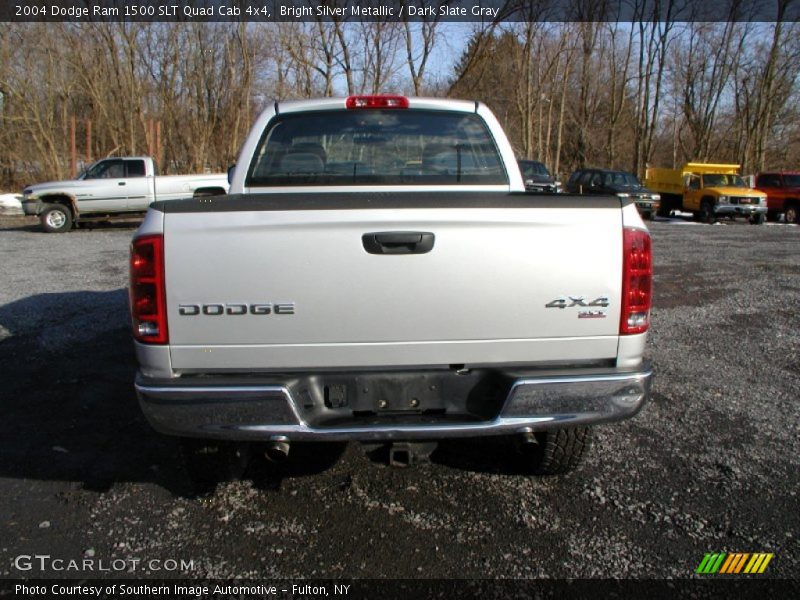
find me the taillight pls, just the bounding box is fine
[620,227,652,335]
[130,234,168,344]
[345,95,409,109]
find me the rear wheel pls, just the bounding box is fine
[785,205,799,224]
[40,204,73,233]
[517,427,592,475]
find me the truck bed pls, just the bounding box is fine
[146,192,624,373]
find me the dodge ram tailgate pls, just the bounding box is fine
[158,193,622,372]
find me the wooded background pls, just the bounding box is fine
[2,12,799,188]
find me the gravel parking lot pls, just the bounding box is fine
[0,214,797,581]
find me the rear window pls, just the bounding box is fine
[519,160,549,178]
[602,171,641,187]
[126,160,146,177]
[703,174,746,187]
[246,109,508,187]
[83,159,124,179]
[783,174,800,186]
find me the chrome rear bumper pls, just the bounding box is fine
[135,364,652,441]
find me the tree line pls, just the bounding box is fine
[1,12,799,188]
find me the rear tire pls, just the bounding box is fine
[518,428,591,475]
[785,205,799,224]
[40,204,73,233]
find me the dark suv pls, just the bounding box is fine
[566,168,660,220]
[518,160,562,193]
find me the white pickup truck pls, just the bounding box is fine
[21,156,228,232]
[130,96,653,480]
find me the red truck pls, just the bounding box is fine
[753,172,800,224]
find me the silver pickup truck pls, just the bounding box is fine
[22,156,228,232]
[130,96,653,479]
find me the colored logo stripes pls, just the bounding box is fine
[696,552,773,574]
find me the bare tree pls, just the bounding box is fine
[573,21,607,167]
[0,24,78,180]
[604,20,636,167]
[358,22,403,94]
[447,21,500,97]
[631,0,677,176]
[732,6,800,171]
[313,20,339,96]
[402,9,441,95]
[507,6,555,160]
[332,17,355,95]
[552,26,579,177]
[676,18,751,161]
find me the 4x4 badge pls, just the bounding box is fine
[545,296,609,309]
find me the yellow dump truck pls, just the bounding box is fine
[645,163,767,224]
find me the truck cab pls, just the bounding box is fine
[76,157,155,212]
[754,172,800,224]
[684,171,766,223]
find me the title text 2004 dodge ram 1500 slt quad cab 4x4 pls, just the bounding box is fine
[130,96,653,479]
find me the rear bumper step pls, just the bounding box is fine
[135,364,652,441]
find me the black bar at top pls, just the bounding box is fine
[2,0,799,23]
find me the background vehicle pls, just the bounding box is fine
[566,168,660,220]
[0,193,22,215]
[645,162,766,224]
[518,159,561,193]
[21,157,228,232]
[131,96,652,481]
[753,171,800,224]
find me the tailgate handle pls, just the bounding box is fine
[362,232,435,255]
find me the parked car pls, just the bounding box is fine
[753,171,800,224]
[567,168,660,220]
[645,163,766,224]
[518,160,561,193]
[21,156,228,232]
